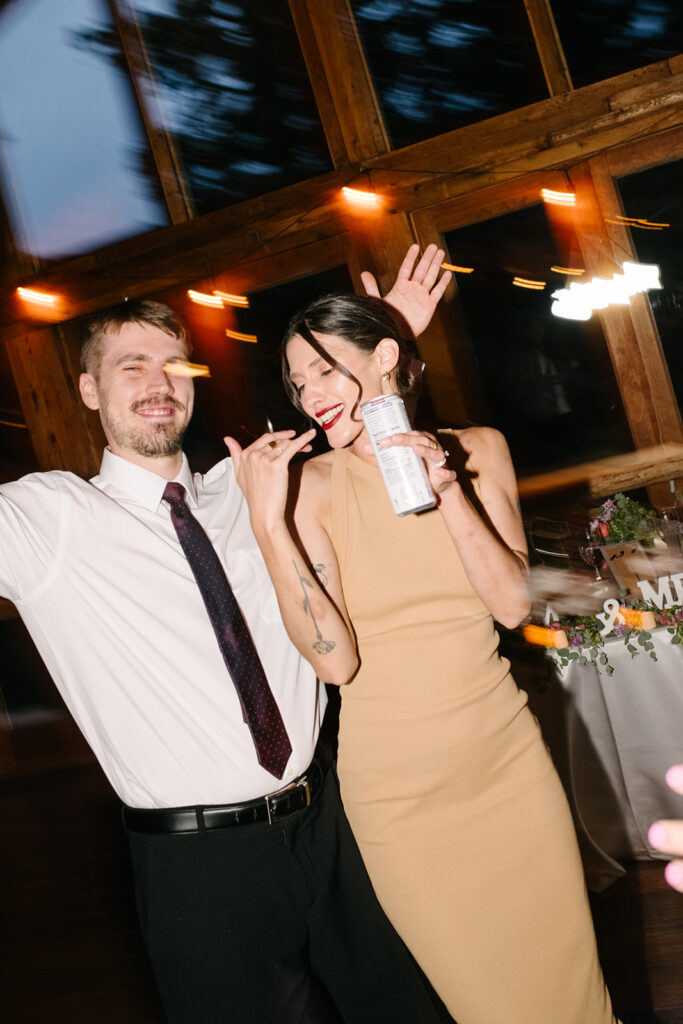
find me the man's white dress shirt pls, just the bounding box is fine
[0,449,325,807]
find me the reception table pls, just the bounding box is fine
[518,625,683,891]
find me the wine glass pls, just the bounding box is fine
[655,507,682,558]
[578,538,609,581]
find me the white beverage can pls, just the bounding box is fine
[360,393,436,516]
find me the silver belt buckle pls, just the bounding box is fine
[265,774,311,825]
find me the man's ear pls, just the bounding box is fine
[376,337,400,375]
[79,373,100,411]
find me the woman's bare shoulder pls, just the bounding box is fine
[292,451,335,524]
[438,425,510,464]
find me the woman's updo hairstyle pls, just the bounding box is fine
[282,293,424,414]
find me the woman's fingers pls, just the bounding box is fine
[224,429,314,466]
[367,431,453,471]
[666,764,683,794]
[649,819,683,892]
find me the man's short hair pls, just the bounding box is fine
[80,300,190,378]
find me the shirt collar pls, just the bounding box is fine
[94,448,198,512]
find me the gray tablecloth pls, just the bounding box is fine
[521,628,683,891]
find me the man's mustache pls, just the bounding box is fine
[131,396,185,413]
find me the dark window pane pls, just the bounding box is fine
[78,0,332,215]
[350,0,548,149]
[0,0,169,261]
[551,0,683,89]
[443,204,632,476]
[617,158,683,418]
[154,266,354,473]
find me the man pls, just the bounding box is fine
[0,299,449,1024]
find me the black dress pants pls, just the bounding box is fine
[127,767,451,1024]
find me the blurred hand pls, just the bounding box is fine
[648,764,683,892]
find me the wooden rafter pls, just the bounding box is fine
[523,0,573,97]
[107,0,193,224]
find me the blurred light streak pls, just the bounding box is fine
[615,215,670,228]
[163,360,211,378]
[512,276,546,290]
[187,289,223,308]
[341,186,379,207]
[541,188,576,206]
[213,290,250,307]
[551,261,662,321]
[606,217,666,230]
[551,265,585,276]
[16,286,58,306]
[441,262,474,273]
[226,328,258,343]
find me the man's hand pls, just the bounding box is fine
[361,243,452,337]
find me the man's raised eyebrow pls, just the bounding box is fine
[113,352,150,366]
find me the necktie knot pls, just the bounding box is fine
[163,481,186,508]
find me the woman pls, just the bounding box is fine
[227,247,618,1024]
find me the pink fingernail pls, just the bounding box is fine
[665,861,683,888]
[666,765,683,789]
[648,822,668,848]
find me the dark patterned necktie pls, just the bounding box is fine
[163,482,292,779]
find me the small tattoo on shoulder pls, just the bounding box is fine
[293,561,336,655]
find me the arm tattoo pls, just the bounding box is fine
[313,563,328,587]
[293,560,336,655]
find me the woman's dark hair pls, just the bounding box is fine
[281,293,423,413]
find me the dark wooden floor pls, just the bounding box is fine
[2,760,683,1024]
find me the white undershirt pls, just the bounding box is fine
[0,449,325,807]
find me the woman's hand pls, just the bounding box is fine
[224,428,316,530]
[361,243,451,337]
[648,765,683,892]
[365,430,456,494]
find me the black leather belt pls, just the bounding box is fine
[122,758,325,835]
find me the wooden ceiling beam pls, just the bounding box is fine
[523,0,573,97]
[289,0,389,165]
[107,0,193,224]
[2,60,681,340]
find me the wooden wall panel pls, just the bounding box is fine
[4,326,103,477]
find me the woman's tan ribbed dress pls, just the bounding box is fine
[330,448,617,1024]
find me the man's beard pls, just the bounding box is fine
[126,421,187,457]
[101,396,190,458]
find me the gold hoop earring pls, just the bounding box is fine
[381,371,391,382]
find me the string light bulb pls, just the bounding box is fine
[540,188,576,206]
[341,186,380,208]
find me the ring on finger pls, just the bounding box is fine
[263,440,279,451]
[435,449,450,468]
[429,439,438,450]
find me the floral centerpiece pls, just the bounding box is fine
[588,492,656,545]
[547,602,683,674]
